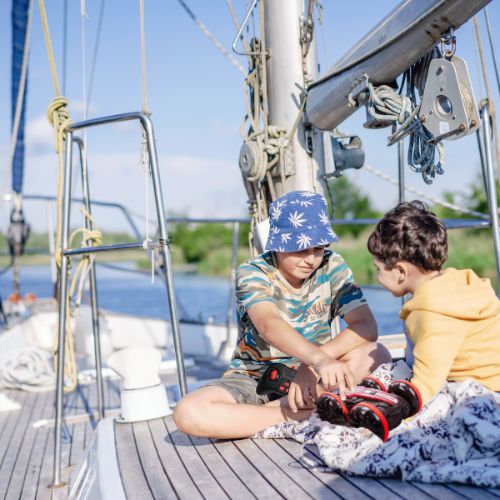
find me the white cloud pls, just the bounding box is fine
[25,115,53,154]
[18,150,248,231]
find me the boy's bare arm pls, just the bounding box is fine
[247,302,354,394]
[319,305,378,360]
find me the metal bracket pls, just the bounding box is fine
[348,74,370,107]
[232,0,261,56]
[425,123,466,144]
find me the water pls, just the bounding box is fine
[0,264,404,335]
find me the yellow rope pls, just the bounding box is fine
[39,0,104,392]
[52,209,102,393]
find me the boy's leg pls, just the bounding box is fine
[339,341,392,384]
[173,385,310,439]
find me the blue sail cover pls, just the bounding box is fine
[11,0,29,195]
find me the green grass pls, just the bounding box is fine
[335,228,499,288]
[1,229,498,289]
[446,229,498,288]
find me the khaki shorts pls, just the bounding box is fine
[204,372,274,405]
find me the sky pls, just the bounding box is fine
[0,0,499,233]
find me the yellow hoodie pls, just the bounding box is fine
[400,268,500,404]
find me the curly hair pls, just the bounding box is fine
[367,201,447,271]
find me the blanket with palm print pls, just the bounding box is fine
[256,380,500,487]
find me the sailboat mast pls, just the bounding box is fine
[263,0,326,196]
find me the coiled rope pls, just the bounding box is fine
[364,48,445,184]
[0,348,55,392]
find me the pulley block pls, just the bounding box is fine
[419,55,479,142]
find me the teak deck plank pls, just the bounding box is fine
[20,420,52,498]
[232,437,314,499]
[164,416,230,498]
[278,437,382,500]
[132,419,179,499]
[211,438,287,499]
[252,437,340,499]
[0,390,35,497]
[189,434,256,499]
[149,418,204,499]
[376,478,436,499]
[115,420,155,500]
[302,442,404,500]
[3,390,51,500]
[448,484,500,499]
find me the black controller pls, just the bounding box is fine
[256,363,297,397]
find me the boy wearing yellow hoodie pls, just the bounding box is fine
[367,200,500,405]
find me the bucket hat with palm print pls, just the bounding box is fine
[265,191,339,253]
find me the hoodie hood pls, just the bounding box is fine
[401,268,500,321]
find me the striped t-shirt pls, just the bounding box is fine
[227,250,367,377]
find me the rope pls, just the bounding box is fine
[38,0,62,95]
[0,347,55,392]
[176,0,246,76]
[68,209,102,309]
[365,48,445,184]
[240,31,274,233]
[51,208,102,393]
[38,0,88,393]
[364,163,489,219]
[365,84,413,124]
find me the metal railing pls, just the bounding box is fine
[50,111,187,487]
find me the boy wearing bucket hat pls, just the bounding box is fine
[174,191,390,439]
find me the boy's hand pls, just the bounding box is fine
[313,354,355,399]
[287,364,319,412]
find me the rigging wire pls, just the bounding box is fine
[483,8,500,96]
[363,163,489,220]
[176,0,246,76]
[62,0,68,94]
[86,0,106,110]
[473,16,500,178]
[139,0,149,113]
[225,0,240,30]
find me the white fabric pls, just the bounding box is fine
[257,380,500,487]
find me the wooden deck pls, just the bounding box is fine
[115,415,500,500]
[0,364,499,499]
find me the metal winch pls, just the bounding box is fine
[239,140,267,182]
